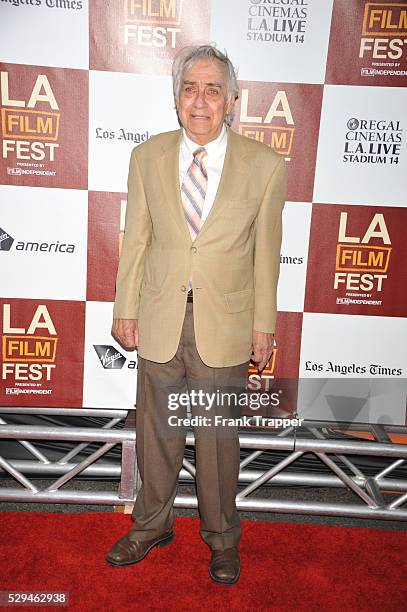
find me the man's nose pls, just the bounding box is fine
[193,89,206,106]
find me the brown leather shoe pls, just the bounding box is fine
[105,529,174,566]
[209,547,240,584]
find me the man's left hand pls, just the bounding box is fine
[251,330,275,373]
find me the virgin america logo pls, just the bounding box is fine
[0,227,14,251]
[93,345,126,369]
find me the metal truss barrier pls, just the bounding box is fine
[0,408,407,521]
[0,408,136,505]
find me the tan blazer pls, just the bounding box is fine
[113,127,285,367]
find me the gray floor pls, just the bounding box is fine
[1,479,406,531]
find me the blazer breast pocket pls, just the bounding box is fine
[225,198,258,210]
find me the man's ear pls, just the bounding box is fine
[226,95,238,116]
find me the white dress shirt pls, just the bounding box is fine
[179,124,228,226]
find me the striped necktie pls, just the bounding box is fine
[181,146,208,242]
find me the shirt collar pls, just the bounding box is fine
[182,124,227,157]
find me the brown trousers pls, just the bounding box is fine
[130,302,250,551]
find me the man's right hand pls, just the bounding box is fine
[112,318,138,350]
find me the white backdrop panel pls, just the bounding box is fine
[0,184,88,301]
[210,0,333,84]
[0,1,89,69]
[88,70,179,193]
[83,301,138,409]
[313,85,407,206]
[298,312,407,424]
[277,201,311,313]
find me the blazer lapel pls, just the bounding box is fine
[156,129,192,244]
[195,127,250,242]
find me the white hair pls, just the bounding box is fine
[172,44,239,126]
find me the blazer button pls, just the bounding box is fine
[191,246,197,253]
[181,285,187,292]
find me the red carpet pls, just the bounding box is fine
[0,512,406,611]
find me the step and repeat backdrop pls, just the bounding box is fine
[1,0,407,424]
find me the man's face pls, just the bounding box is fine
[176,58,235,145]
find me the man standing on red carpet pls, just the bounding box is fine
[105,44,285,584]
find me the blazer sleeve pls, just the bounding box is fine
[253,155,286,334]
[113,148,152,319]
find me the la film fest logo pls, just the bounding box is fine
[248,352,277,392]
[238,87,294,158]
[247,0,308,43]
[2,304,58,393]
[123,0,183,49]
[1,71,60,173]
[360,2,407,77]
[343,117,403,165]
[334,212,392,306]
